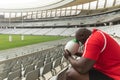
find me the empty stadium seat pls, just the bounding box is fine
[49,67,68,80]
[23,64,35,77]
[5,69,21,80]
[40,62,53,80]
[52,57,62,75]
[25,68,40,80]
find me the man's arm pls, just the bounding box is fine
[75,45,84,57]
[75,52,83,57]
[64,50,96,74]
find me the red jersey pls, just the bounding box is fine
[82,29,120,80]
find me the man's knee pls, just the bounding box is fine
[65,68,89,80]
[65,68,74,80]
[65,68,80,80]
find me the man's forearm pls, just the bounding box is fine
[75,52,83,57]
[67,56,84,74]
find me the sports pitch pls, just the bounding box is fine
[0,34,66,50]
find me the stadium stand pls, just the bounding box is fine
[0,45,69,80]
[0,24,120,37]
[0,0,119,80]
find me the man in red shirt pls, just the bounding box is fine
[64,28,120,80]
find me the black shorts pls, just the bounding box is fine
[89,68,113,80]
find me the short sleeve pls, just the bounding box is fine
[82,31,104,60]
[82,43,101,60]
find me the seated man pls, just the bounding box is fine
[64,28,120,80]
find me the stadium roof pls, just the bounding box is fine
[59,0,96,7]
[0,0,62,9]
[0,0,119,12]
[0,0,96,10]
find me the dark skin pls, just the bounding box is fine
[64,28,96,80]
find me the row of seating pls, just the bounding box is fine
[0,45,69,80]
[1,24,120,37]
[0,9,119,28]
[3,56,68,80]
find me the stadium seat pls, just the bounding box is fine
[40,62,53,80]
[44,57,52,64]
[61,57,69,69]
[5,69,21,80]
[25,68,40,80]
[0,70,10,80]
[23,64,34,77]
[49,67,68,80]
[22,62,32,70]
[11,63,21,72]
[52,57,62,75]
[35,60,44,69]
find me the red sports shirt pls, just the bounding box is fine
[82,29,120,80]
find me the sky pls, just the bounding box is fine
[0,0,61,9]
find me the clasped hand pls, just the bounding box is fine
[64,49,72,60]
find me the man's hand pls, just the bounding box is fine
[64,49,72,60]
[74,52,83,57]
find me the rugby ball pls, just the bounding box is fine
[64,39,80,55]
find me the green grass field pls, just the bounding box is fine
[0,34,66,50]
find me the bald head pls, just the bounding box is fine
[75,28,91,44]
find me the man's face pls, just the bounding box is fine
[75,33,85,44]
